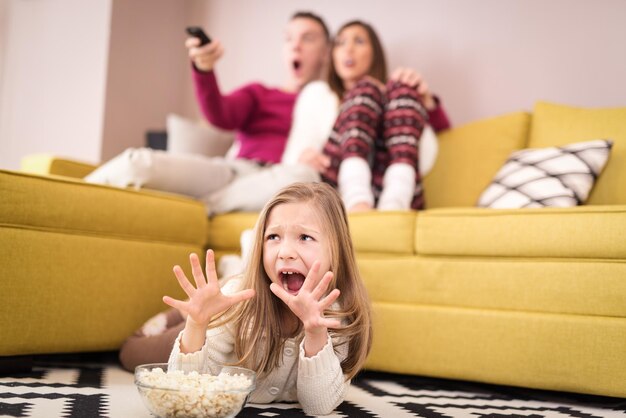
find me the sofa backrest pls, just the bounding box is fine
[424,112,531,208]
[528,102,626,205]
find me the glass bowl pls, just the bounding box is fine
[134,363,256,418]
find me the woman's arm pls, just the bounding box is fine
[281,81,339,166]
[427,96,451,132]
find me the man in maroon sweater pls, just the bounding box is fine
[85,12,330,214]
[187,12,330,165]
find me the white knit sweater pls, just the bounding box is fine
[168,277,349,416]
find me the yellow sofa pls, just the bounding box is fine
[1,102,625,398]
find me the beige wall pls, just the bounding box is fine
[1,0,624,169]
[0,0,193,168]
[101,0,190,161]
[0,1,7,99]
[186,0,626,125]
[0,0,112,169]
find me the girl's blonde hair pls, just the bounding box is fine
[220,182,372,380]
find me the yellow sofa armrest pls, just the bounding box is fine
[21,154,98,179]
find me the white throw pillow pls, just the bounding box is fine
[166,113,235,158]
[477,139,613,208]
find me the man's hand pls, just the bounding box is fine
[185,37,225,72]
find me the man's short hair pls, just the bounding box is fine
[291,11,330,42]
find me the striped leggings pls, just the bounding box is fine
[321,78,429,210]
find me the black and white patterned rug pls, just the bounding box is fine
[1,352,625,417]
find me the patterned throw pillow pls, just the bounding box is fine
[477,139,613,208]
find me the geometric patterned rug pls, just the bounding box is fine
[1,352,625,418]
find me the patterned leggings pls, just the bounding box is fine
[321,79,429,209]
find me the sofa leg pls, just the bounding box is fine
[0,355,33,375]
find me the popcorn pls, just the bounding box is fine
[136,367,254,418]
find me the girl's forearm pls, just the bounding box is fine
[180,317,208,354]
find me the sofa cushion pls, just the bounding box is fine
[206,212,259,254]
[206,211,418,256]
[477,139,613,208]
[367,303,626,398]
[424,111,530,208]
[359,257,626,317]
[415,206,626,259]
[528,102,626,205]
[0,170,207,246]
[0,226,193,355]
[0,169,205,356]
[348,212,417,254]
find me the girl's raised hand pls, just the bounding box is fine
[163,250,255,329]
[269,261,341,333]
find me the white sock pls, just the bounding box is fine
[377,163,416,210]
[338,157,374,210]
[84,148,149,190]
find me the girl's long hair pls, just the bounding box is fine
[216,182,372,380]
[328,20,388,99]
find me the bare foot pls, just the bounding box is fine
[349,202,374,212]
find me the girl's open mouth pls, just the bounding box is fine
[281,270,305,294]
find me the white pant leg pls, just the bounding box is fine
[203,164,320,215]
[84,148,236,198]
